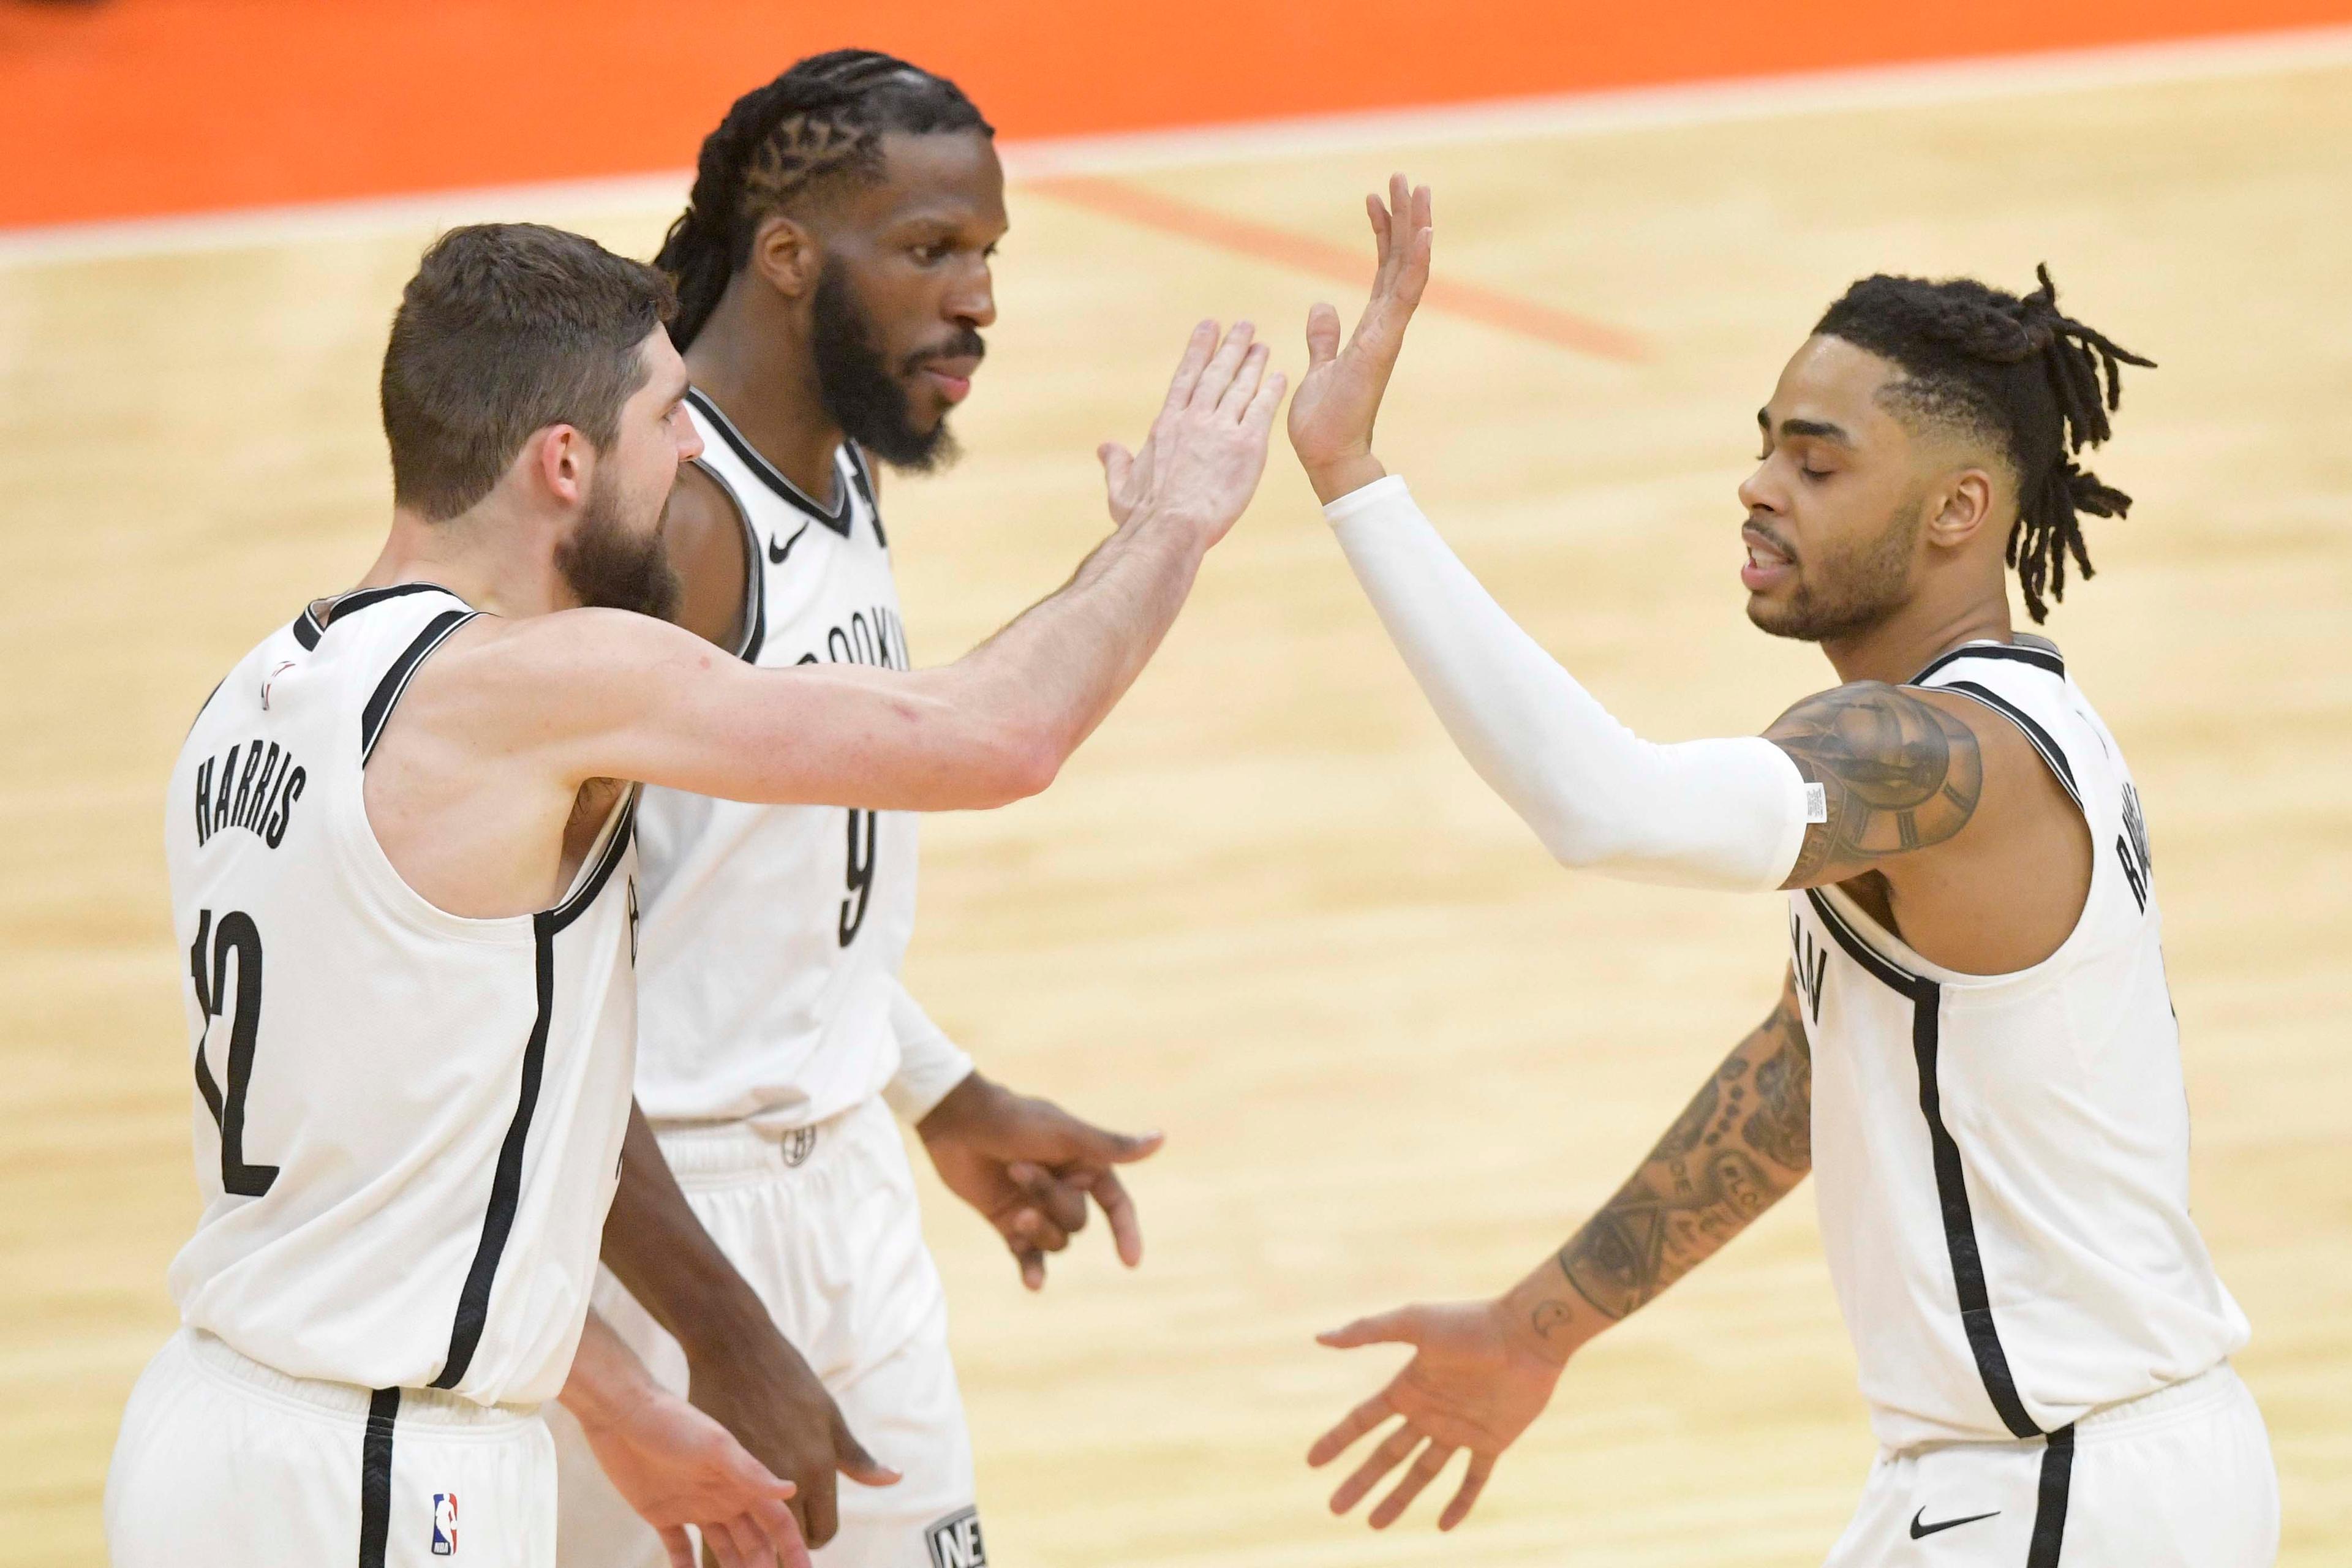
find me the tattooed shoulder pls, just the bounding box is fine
[1767,681,1983,887]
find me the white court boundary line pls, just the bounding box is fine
[5,23,2349,268]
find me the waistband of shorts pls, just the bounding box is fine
[179,1329,540,1430]
[651,1096,878,1181]
[2073,1359,2244,1439]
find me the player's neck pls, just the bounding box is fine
[355,507,577,620]
[1820,589,2014,688]
[684,303,845,508]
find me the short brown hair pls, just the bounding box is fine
[380,224,677,520]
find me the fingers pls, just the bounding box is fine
[797,1466,838,1549]
[704,1518,752,1568]
[1215,340,1272,419]
[1329,1419,1420,1515]
[1006,1201,1071,1257]
[660,1526,696,1568]
[1316,1306,1419,1349]
[1006,1161,1091,1237]
[1368,1440,1457,1529]
[750,1496,812,1568]
[1306,1390,1393,1468]
[1304,301,1342,371]
[832,1416,902,1490]
[1188,321,1255,412]
[1438,1453,1496,1532]
[1089,1167,1145,1268]
[1014,1245,1047,1291]
[1366,190,1390,265]
[1161,320,1218,412]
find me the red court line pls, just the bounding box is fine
[1028,176,1647,364]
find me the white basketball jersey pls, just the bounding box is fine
[630,391,919,1131]
[164,584,640,1406]
[1794,636,2248,1450]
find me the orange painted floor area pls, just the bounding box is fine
[6,0,2352,229]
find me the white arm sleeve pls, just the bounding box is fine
[1325,475,1812,892]
[881,978,977,1123]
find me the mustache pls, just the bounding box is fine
[1744,515,1798,562]
[903,329,986,375]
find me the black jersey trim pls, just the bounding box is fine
[1932,680,2084,812]
[687,454,766,663]
[844,441,886,548]
[1803,890,2044,1441]
[430,793,634,1390]
[430,921,553,1390]
[686,388,854,536]
[1910,639,2067,684]
[358,1386,400,1568]
[293,581,463,650]
[2025,1423,2076,1568]
[360,608,480,764]
[548,790,638,933]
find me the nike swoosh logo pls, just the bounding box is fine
[1910,1507,1999,1539]
[767,522,810,565]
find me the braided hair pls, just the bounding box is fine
[1814,266,2153,622]
[655,50,992,351]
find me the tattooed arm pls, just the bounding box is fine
[1765,682,1984,888]
[1306,972,1810,1532]
[1507,970,1811,1343]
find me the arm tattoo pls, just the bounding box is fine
[1767,682,1983,886]
[1552,982,1812,1325]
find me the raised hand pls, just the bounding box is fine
[917,1071,1161,1290]
[1098,319,1287,544]
[1308,1297,1562,1531]
[1288,174,1434,503]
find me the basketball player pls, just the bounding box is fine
[1289,180,2276,1563]
[104,222,1283,1567]
[547,53,1183,1568]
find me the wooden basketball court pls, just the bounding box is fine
[2,48,2346,1567]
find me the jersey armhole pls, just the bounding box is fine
[687,455,765,663]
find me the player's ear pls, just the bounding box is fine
[1925,467,1997,551]
[531,424,589,508]
[748,213,821,302]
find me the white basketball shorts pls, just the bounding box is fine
[548,1095,980,1568]
[105,1327,554,1567]
[1824,1362,2277,1567]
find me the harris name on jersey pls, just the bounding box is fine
[192,737,306,850]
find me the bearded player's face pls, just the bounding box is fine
[807,129,1008,472]
[1736,335,1947,644]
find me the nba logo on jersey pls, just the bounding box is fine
[431,1492,458,1555]
[925,1506,986,1568]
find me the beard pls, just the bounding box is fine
[555,472,680,622]
[1747,494,1923,644]
[809,259,980,473]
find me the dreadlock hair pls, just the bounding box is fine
[1813,265,2154,622]
[655,50,992,352]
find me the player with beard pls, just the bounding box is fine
[545,52,1204,1568]
[108,221,1281,1568]
[1284,181,2274,1564]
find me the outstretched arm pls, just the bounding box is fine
[1289,180,2033,897]
[1308,973,1809,1531]
[492,320,1283,813]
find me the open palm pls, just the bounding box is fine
[1308,1298,1562,1531]
[1287,174,1433,502]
